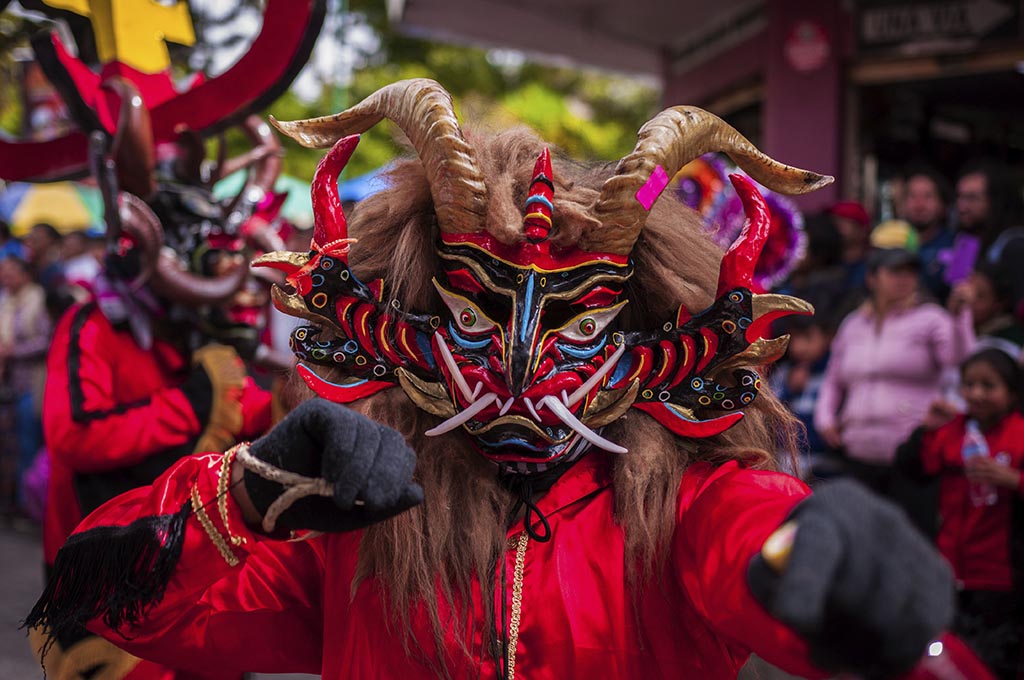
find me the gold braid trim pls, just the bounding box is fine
[190,483,239,567]
[219,444,248,547]
[507,531,529,680]
[234,443,334,534]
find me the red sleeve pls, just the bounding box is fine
[44,306,203,473]
[76,452,328,675]
[672,461,828,680]
[1013,419,1024,498]
[919,418,964,476]
[239,378,273,440]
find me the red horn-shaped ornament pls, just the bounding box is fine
[523,148,554,242]
[311,134,360,254]
[256,134,360,296]
[717,174,770,297]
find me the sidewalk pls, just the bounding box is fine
[0,522,44,678]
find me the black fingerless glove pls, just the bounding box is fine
[243,398,423,533]
[179,362,213,424]
[747,480,954,679]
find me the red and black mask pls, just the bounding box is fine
[258,80,829,473]
[424,151,633,468]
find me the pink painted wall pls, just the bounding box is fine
[662,32,767,107]
[763,0,845,211]
[663,0,847,212]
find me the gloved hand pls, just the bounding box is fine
[181,344,247,454]
[241,398,423,533]
[747,480,954,679]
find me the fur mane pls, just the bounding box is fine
[298,127,800,670]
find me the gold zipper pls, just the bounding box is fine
[506,531,529,680]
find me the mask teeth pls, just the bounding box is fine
[499,396,515,416]
[566,343,626,407]
[434,331,476,402]
[425,393,499,437]
[523,396,542,422]
[538,395,627,454]
[523,148,554,242]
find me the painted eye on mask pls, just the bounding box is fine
[555,301,627,343]
[433,280,498,335]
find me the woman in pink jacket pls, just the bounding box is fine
[815,221,976,492]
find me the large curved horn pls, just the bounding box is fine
[222,116,283,197]
[150,250,249,308]
[271,78,487,234]
[171,126,207,186]
[585,106,833,256]
[240,116,283,201]
[116,193,163,290]
[223,116,284,228]
[106,78,156,199]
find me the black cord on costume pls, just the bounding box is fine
[498,462,574,543]
[505,478,552,543]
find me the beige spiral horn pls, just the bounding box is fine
[270,78,487,234]
[585,106,833,256]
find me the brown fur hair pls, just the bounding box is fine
[313,127,801,670]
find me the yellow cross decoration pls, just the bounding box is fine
[40,0,196,74]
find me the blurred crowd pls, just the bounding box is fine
[771,158,1024,678]
[0,222,106,525]
[772,158,1024,482]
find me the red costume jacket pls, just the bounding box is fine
[43,303,272,565]
[75,451,828,679]
[918,413,1024,591]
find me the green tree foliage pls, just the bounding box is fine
[0,10,41,136]
[265,0,660,181]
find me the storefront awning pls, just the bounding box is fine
[387,0,765,77]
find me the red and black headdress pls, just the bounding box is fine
[257,79,829,473]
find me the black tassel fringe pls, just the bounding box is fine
[24,501,191,657]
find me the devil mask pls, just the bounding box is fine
[258,80,828,473]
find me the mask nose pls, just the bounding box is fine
[506,340,531,397]
[507,280,542,396]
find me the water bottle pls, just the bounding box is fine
[962,419,997,507]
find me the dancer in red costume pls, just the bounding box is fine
[30,80,960,679]
[0,2,326,677]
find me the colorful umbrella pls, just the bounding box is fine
[0,181,104,236]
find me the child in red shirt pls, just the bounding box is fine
[897,347,1024,679]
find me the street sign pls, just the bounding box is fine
[859,0,1019,52]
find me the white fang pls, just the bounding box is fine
[566,343,627,407]
[434,331,476,402]
[538,395,628,454]
[425,393,499,437]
